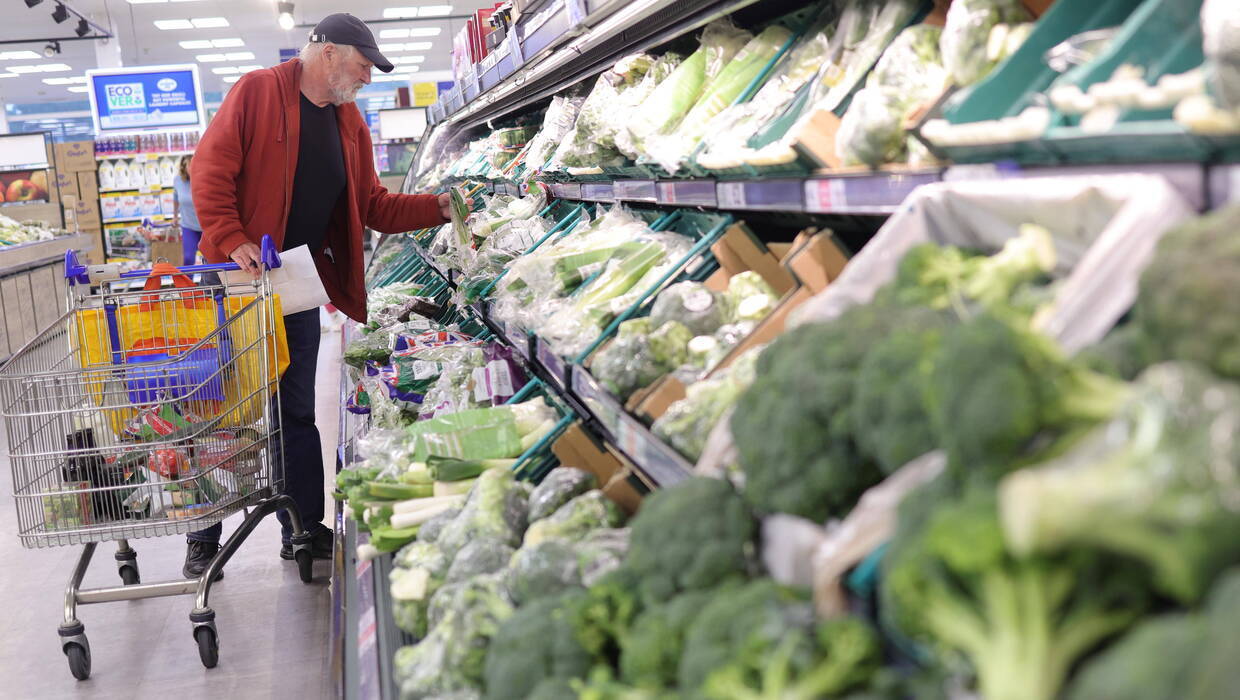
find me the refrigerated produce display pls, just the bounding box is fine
[331,1,1240,699]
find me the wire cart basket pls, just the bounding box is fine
[0,236,316,680]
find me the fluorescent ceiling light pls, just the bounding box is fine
[196,53,225,62]
[379,28,409,38]
[409,27,441,37]
[371,73,412,82]
[154,19,194,30]
[224,51,254,61]
[237,65,262,72]
[191,17,229,28]
[381,41,433,52]
[222,75,241,83]
[42,76,86,84]
[67,85,88,92]
[211,37,244,47]
[0,73,17,79]
[212,66,239,75]
[179,39,213,49]
[418,5,452,16]
[9,63,71,73]
[0,51,41,60]
[383,27,439,38]
[390,55,425,64]
[382,7,418,18]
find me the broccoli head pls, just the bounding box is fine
[677,580,819,693]
[880,485,1146,700]
[618,589,716,690]
[732,305,895,521]
[624,477,756,606]
[999,361,1240,603]
[505,538,584,606]
[1133,204,1240,381]
[852,306,955,474]
[924,312,1129,484]
[482,591,594,700]
[528,467,598,523]
[523,490,625,547]
[566,566,644,667]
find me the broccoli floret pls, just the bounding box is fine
[648,321,693,368]
[618,589,716,689]
[594,334,665,400]
[624,477,756,606]
[482,592,594,700]
[576,527,630,586]
[566,566,643,667]
[924,312,1129,483]
[649,281,729,336]
[523,490,625,547]
[880,486,1145,700]
[417,505,463,543]
[999,362,1240,603]
[437,468,531,551]
[446,538,517,584]
[731,306,894,521]
[1133,204,1240,381]
[391,541,451,638]
[1077,322,1148,381]
[852,306,955,474]
[700,616,881,700]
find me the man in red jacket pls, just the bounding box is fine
[187,13,448,578]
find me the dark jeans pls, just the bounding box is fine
[188,308,325,545]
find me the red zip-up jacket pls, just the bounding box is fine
[190,58,445,322]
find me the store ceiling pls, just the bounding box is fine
[0,0,497,109]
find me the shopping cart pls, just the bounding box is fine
[0,235,316,680]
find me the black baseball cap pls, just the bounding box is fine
[309,13,394,72]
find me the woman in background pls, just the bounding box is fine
[172,155,201,266]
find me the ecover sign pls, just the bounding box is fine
[87,65,205,132]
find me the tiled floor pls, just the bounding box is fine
[0,317,344,699]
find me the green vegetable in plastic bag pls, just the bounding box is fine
[446,537,517,583]
[941,0,1029,87]
[653,350,760,461]
[504,539,584,605]
[650,281,729,336]
[523,490,625,547]
[436,469,532,551]
[649,321,694,368]
[529,467,599,523]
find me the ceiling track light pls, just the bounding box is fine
[51,2,69,23]
[43,40,61,57]
[277,2,295,31]
[75,18,89,37]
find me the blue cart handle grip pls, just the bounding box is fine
[65,234,283,285]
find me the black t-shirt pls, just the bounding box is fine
[283,93,346,253]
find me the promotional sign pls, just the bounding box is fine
[412,82,439,106]
[279,48,298,63]
[87,65,205,133]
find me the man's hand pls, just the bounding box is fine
[230,241,262,278]
[437,192,473,220]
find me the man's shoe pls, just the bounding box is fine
[280,525,334,561]
[183,540,224,581]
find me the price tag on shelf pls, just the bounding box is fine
[804,178,846,213]
[581,182,614,202]
[656,182,678,205]
[536,338,568,387]
[614,179,656,202]
[615,416,691,486]
[571,365,621,437]
[716,181,746,208]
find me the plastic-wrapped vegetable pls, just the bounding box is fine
[592,332,665,400]
[650,281,729,336]
[576,527,631,586]
[397,573,515,698]
[523,490,625,547]
[941,0,1029,87]
[344,330,396,369]
[1203,0,1240,109]
[619,19,752,158]
[504,539,584,605]
[528,467,598,522]
[525,95,586,171]
[647,25,794,173]
[653,349,761,461]
[391,542,451,638]
[437,468,532,551]
[837,24,948,168]
[552,54,659,169]
[446,538,517,583]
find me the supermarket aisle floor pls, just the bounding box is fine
[0,314,345,700]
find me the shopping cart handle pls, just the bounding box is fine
[65,234,283,286]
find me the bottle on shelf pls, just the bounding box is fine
[160,156,177,187]
[98,160,116,190]
[127,158,145,189]
[113,160,130,189]
[144,158,161,189]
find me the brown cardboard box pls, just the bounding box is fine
[551,423,643,514]
[6,201,63,226]
[73,197,101,228]
[54,168,78,201]
[54,140,95,173]
[77,171,99,202]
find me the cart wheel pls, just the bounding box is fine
[295,549,313,583]
[119,565,140,585]
[65,642,90,680]
[194,626,219,668]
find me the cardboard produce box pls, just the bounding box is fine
[149,236,182,264]
[73,196,101,228]
[54,169,78,201]
[54,140,95,173]
[77,171,99,202]
[551,423,643,514]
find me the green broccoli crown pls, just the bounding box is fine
[483,592,594,700]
